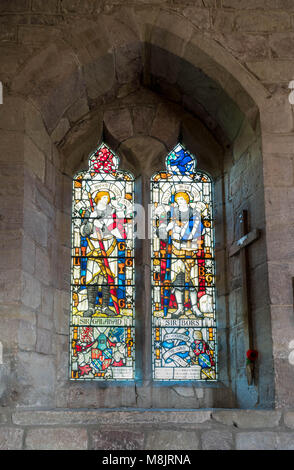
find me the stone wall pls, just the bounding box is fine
[1,0,294,450]
[1,409,294,450]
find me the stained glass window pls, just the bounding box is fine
[70,143,135,381]
[151,143,217,381]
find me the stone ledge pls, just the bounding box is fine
[212,410,282,428]
[12,409,213,426]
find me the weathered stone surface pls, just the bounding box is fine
[270,33,294,58]
[21,272,41,310]
[236,432,277,450]
[214,33,269,60]
[222,0,294,9]
[91,430,144,450]
[31,0,59,13]
[235,11,291,32]
[66,96,89,123]
[115,42,142,84]
[150,103,180,149]
[284,411,294,429]
[118,136,166,175]
[16,352,55,406]
[201,430,233,450]
[276,433,294,450]
[24,136,45,182]
[53,289,70,334]
[132,106,155,135]
[145,430,200,450]
[0,428,23,450]
[61,0,102,14]
[104,108,133,145]
[25,428,88,450]
[246,59,294,82]
[51,117,70,144]
[12,410,212,426]
[36,328,52,355]
[18,25,61,44]
[212,410,282,428]
[23,207,48,248]
[261,88,293,134]
[0,0,29,12]
[17,308,37,351]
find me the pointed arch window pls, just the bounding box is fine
[70,143,135,381]
[151,143,217,381]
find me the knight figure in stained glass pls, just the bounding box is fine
[151,143,217,381]
[70,143,135,381]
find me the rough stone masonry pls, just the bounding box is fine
[1,0,294,450]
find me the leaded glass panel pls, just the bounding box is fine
[151,143,217,381]
[70,143,135,381]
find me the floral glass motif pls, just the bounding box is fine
[70,143,135,381]
[151,143,217,381]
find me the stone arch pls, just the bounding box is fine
[1,8,275,409]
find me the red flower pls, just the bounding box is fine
[246,349,259,362]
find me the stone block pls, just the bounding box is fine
[18,25,61,44]
[150,103,180,149]
[201,430,233,450]
[12,410,212,426]
[53,289,70,334]
[83,53,116,101]
[17,308,37,351]
[222,0,294,9]
[24,136,45,182]
[36,328,52,355]
[0,23,16,42]
[16,351,55,406]
[66,95,89,123]
[246,60,294,83]
[23,207,48,247]
[214,33,269,61]
[236,431,277,450]
[178,7,211,30]
[41,285,54,317]
[37,314,53,331]
[284,411,294,429]
[0,0,29,12]
[132,106,155,135]
[260,89,293,134]
[32,0,59,13]
[145,430,200,450]
[233,120,256,162]
[91,430,144,450]
[21,272,42,310]
[0,131,24,165]
[0,428,23,450]
[263,154,293,188]
[51,118,70,144]
[118,136,166,176]
[276,433,294,450]
[61,0,102,14]
[212,10,235,32]
[30,14,63,25]
[103,108,133,145]
[235,11,291,32]
[212,410,282,428]
[115,42,142,85]
[25,428,88,450]
[275,358,294,408]
[270,33,294,58]
[24,101,52,160]
[271,306,294,358]
[45,159,56,193]
[236,432,277,450]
